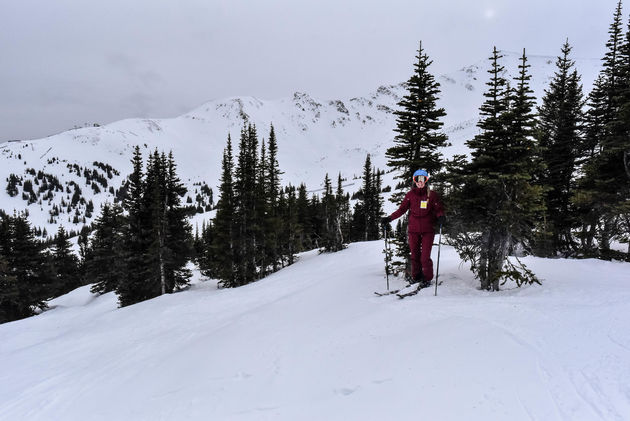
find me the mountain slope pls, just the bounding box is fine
[1,240,628,420]
[0,51,602,235]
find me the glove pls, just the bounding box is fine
[437,215,446,226]
[380,216,390,226]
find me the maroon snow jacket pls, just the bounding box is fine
[388,186,445,233]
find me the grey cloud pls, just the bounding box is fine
[0,0,621,141]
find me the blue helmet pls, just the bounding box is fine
[413,169,429,180]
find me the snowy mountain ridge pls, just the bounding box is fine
[0,51,602,235]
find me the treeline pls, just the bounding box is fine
[0,128,385,323]
[1,148,194,322]
[195,124,385,287]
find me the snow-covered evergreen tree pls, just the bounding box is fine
[88,203,125,295]
[448,48,542,290]
[320,173,346,252]
[51,225,80,296]
[536,41,585,257]
[352,154,383,242]
[207,136,237,287]
[384,41,448,279]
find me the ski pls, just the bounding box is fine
[374,283,414,297]
[374,289,401,296]
[396,281,442,299]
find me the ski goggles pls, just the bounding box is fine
[413,175,428,183]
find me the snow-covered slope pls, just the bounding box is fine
[0,51,602,235]
[0,240,628,420]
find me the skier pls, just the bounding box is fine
[381,169,445,286]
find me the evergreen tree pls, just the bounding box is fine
[233,125,260,285]
[320,174,336,251]
[117,146,151,307]
[208,136,237,287]
[88,203,125,295]
[604,1,626,102]
[336,174,352,246]
[264,124,283,272]
[0,251,13,323]
[0,216,17,323]
[267,124,282,204]
[296,184,312,250]
[279,185,300,266]
[52,225,80,296]
[575,75,608,253]
[448,48,542,290]
[143,150,166,297]
[386,41,448,189]
[164,152,193,291]
[460,46,510,291]
[6,174,20,197]
[615,10,630,254]
[536,40,586,256]
[385,41,448,278]
[352,155,384,242]
[118,147,144,305]
[77,226,90,276]
[255,138,269,278]
[367,167,384,241]
[600,4,630,257]
[352,156,371,242]
[507,49,546,249]
[320,174,346,252]
[196,221,211,273]
[142,150,192,298]
[309,193,324,249]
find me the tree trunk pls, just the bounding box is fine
[599,217,613,254]
[336,216,344,251]
[159,195,169,295]
[479,231,490,290]
[159,251,166,296]
[492,232,510,291]
[159,221,166,295]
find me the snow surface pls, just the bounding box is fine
[1,241,629,420]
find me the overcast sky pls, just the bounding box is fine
[0,0,621,141]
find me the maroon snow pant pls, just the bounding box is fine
[408,231,435,281]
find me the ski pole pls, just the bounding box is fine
[434,223,442,297]
[384,224,390,291]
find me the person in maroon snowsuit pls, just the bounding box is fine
[381,170,445,285]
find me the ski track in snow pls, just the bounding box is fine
[1,241,629,420]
